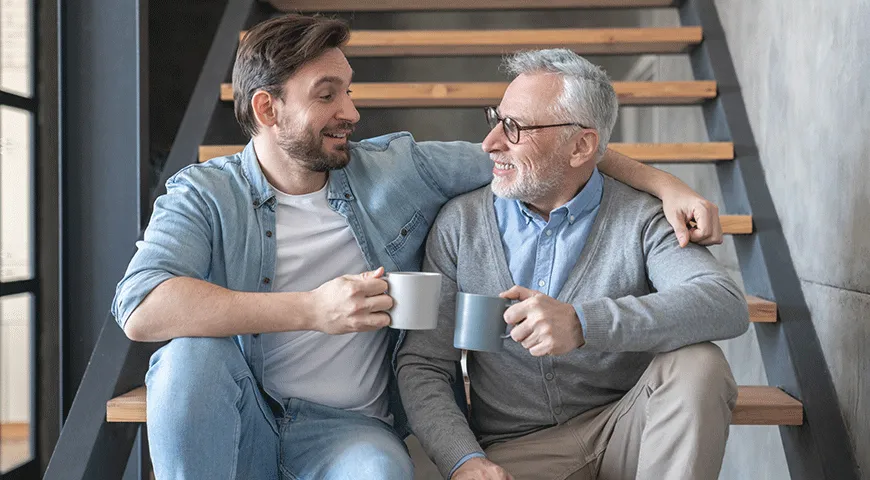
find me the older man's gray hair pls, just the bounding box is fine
[504,49,619,158]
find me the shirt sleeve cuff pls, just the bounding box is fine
[450,452,486,479]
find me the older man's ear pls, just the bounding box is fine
[569,129,600,168]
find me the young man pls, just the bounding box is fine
[114,15,727,480]
[397,49,749,480]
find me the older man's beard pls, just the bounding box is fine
[491,153,563,204]
[276,120,354,172]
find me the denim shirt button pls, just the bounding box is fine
[554,407,562,415]
[263,277,271,284]
[344,193,351,199]
[545,372,554,381]
[253,200,260,207]
[400,228,408,236]
[266,230,273,238]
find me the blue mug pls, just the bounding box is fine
[454,292,513,353]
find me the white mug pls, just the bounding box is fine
[385,272,442,330]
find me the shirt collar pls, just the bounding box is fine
[240,141,276,209]
[241,140,356,209]
[515,167,604,225]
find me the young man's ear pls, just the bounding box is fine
[251,90,278,129]
[569,129,600,168]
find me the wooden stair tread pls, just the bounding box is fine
[107,385,801,425]
[199,143,734,164]
[731,386,803,425]
[220,81,717,106]
[746,295,778,323]
[106,386,148,423]
[267,0,678,12]
[608,142,733,162]
[240,27,702,56]
[719,215,753,235]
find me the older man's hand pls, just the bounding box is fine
[452,457,513,480]
[500,286,585,356]
[660,183,723,247]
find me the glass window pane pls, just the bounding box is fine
[0,293,33,473]
[0,0,32,97]
[1,105,33,282]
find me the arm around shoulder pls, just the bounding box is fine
[598,148,724,246]
[578,203,748,353]
[412,139,494,200]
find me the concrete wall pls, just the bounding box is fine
[715,1,870,476]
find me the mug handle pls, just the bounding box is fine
[500,299,519,339]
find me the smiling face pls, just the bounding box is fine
[483,73,578,205]
[270,48,360,172]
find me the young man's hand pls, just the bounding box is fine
[308,267,392,334]
[452,457,513,480]
[501,286,585,356]
[660,184,723,247]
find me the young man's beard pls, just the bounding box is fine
[276,121,353,172]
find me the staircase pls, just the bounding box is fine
[49,0,862,479]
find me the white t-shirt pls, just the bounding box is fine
[260,182,390,423]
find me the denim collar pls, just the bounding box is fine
[240,141,275,209]
[240,140,356,208]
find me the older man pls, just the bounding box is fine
[397,49,749,480]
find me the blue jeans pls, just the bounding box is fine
[145,337,414,480]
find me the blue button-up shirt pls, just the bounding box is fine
[495,168,604,332]
[450,168,603,476]
[112,132,493,438]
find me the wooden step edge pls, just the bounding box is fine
[608,142,733,162]
[220,81,717,106]
[106,386,147,423]
[461,381,801,426]
[746,295,778,323]
[199,145,244,163]
[267,0,680,13]
[200,143,734,164]
[719,214,753,235]
[731,386,803,425]
[240,27,702,56]
[110,384,801,427]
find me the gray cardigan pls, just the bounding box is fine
[396,177,749,478]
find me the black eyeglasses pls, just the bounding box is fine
[484,106,588,144]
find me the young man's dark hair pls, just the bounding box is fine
[232,14,350,137]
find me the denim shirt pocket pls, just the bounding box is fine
[385,210,428,271]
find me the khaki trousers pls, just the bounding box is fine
[484,343,738,480]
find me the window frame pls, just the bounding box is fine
[0,0,48,477]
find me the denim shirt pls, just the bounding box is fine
[112,132,493,438]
